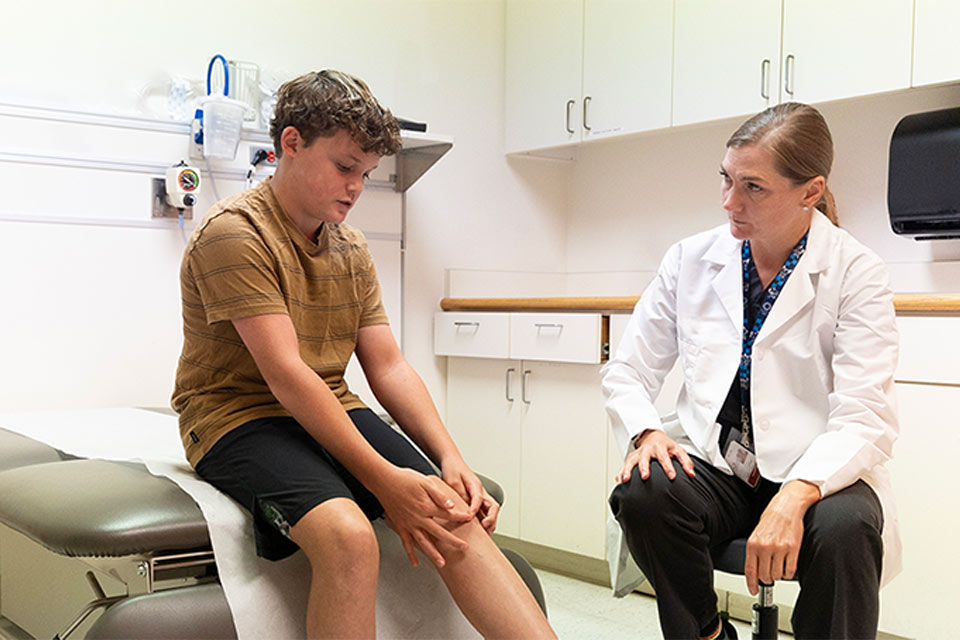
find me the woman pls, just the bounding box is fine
[603,103,900,640]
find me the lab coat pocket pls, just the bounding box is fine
[677,337,702,384]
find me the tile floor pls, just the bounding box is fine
[536,569,756,640]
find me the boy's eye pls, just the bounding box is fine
[747,182,763,193]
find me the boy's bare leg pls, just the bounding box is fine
[290,498,379,639]
[435,514,556,639]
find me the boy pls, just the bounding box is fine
[173,70,553,639]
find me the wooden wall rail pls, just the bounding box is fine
[440,294,960,314]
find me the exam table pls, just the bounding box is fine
[0,426,545,639]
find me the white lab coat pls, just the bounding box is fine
[602,210,901,590]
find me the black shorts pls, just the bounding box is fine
[195,408,437,561]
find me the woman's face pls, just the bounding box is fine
[720,144,821,246]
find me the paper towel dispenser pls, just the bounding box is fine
[888,106,960,240]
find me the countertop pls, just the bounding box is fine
[440,294,960,314]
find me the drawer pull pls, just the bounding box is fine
[453,321,480,328]
[534,323,563,329]
[522,369,532,404]
[505,367,515,402]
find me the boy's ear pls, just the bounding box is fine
[279,126,302,158]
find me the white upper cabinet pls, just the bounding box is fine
[780,0,913,105]
[581,0,673,142]
[912,0,960,87]
[509,0,927,150]
[505,0,674,153]
[505,0,584,153]
[673,0,782,127]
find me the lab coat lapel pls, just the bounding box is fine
[704,232,742,332]
[755,211,833,345]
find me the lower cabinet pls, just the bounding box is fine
[446,356,608,559]
[876,382,959,638]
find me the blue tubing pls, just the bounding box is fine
[206,54,229,97]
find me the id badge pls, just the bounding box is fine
[724,440,760,488]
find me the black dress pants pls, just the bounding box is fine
[609,456,884,640]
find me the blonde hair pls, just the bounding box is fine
[727,102,838,225]
[270,70,402,158]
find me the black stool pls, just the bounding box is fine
[711,537,791,640]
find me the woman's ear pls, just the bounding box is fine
[802,176,826,208]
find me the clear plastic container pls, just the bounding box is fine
[200,95,247,160]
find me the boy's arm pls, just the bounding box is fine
[231,313,472,567]
[355,324,498,531]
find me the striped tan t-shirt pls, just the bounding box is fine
[171,177,388,467]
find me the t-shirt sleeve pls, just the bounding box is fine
[186,218,289,325]
[358,245,389,328]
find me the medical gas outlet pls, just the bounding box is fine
[152,161,201,220]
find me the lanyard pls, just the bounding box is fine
[738,231,808,448]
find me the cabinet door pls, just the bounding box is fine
[673,0,782,126]
[581,0,673,140]
[519,361,608,559]
[876,383,960,638]
[913,0,960,87]
[446,357,523,537]
[781,0,912,105]
[505,0,583,153]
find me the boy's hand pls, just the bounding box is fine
[375,467,473,568]
[441,457,500,534]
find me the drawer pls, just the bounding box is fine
[896,316,960,385]
[433,312,510,359]
[509,313,604,364]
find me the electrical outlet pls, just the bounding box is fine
[250,146,278,167]
[151,177,194,220]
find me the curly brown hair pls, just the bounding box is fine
[269,70,402,158]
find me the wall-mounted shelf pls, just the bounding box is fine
[0,101,453,193]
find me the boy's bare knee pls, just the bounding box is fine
[292,500,379,574]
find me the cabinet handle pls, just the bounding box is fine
[784,54,795,96]
[760,59,771,100]
[534,322,564,330]
[565,100,575,134]
[453,321,480,328]
[521,369,531,404]
[583,96,592,131]
[505,367,515,402]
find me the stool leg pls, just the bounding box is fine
[752,582,778,640]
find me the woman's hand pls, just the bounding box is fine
[374,467,474,568]
[441,456,500,534]
[744,480,820,595]
[617,429,696,483]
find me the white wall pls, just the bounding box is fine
[566,83,960,292]
[0,1,571,413]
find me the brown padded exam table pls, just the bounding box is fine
[0,427,545,639]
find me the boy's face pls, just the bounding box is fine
[279,127,381,234]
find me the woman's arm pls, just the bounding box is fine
[783,251,899,497]
[602,242,683,456]
[746,249,899,594]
